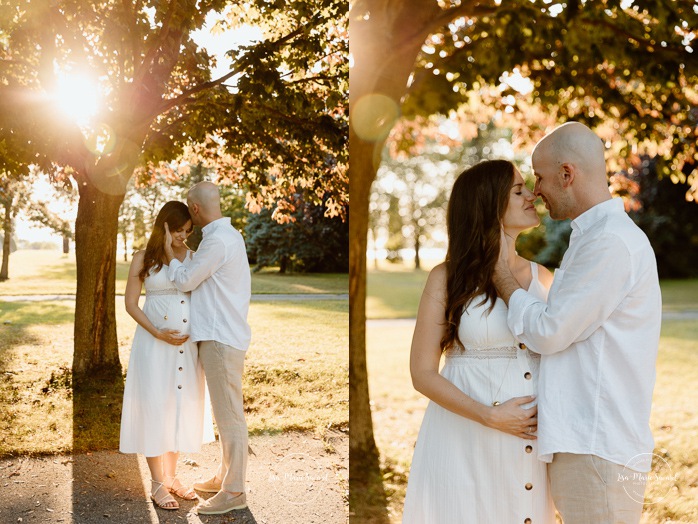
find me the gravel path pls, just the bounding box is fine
[0,431,348,524]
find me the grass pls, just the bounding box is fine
[365,301,698,521]
[0,298,348,455]
[367,259,698,319]
[658,279,698,311]
[0,249,348,295]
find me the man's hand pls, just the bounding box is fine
[493,229,522,305]
[164,223,175,262]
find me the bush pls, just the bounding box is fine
[245,199,348,273]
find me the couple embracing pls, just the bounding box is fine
[119,182,250,515]
[403,122,662,523]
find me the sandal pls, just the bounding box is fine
[151,480,179,510]
[165,476,198,500]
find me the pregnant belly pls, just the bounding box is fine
[145,300,191,335]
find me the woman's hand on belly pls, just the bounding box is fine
[481,396,538,439]
[156,329,190,346]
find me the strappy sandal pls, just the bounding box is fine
[165,476,198,500]
[151,480,179,510]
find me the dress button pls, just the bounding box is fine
[183,319,188,323]
[179,349,184,354]
[178,367,183,371]
[525,445,533,453]
[181,300,185,304]
[524,372,532,380]
[524,520,532,524]
[178,385,182,389]
[525,483,533,490]
[519,342,526,350]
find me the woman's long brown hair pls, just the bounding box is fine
[440,160,515,352]
[139,201,192,280]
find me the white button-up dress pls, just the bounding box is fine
[403,262,555,524]
[120,254,215,457]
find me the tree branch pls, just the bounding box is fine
[151,22,312,117]
[132,0,177,87]
[397,2,500,53]
[581,15,689,55]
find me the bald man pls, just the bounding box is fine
[164,181,251,515]
[494,122,661,523]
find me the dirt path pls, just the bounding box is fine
[0,431,348,524]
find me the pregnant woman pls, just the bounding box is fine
[120,201,214,510]
[402,160,556,523]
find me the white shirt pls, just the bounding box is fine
[168,217,251,351]
[507,198,661,472]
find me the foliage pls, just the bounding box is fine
[246,197,348,274]
[398,1,698,178]
[1,0,348,214]
[619,155,698,278]
[524,215,573,269]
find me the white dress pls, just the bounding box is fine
[402,263,555,523]
[120,254,214,457]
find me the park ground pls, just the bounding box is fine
[0,250,349,523]
[363,257,698,524]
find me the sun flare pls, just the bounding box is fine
[53,71,99,123]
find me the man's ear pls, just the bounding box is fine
[560,163,576,188]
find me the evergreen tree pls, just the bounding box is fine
[246,198,348,273]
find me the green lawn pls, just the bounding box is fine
[365,272,698,523]
[367,260,698,319]
[0,250,348,295]
[0,298,348,455]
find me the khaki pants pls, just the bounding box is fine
[199,340,248,492]
[548,453,645,524]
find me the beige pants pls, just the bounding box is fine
[199,340,248,492]
[548,453,645,524]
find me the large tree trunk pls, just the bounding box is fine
[71,141,138,380]
[349,3,442,517]
[72,179,126,380]
[0,199,11,281]
[349,132,381,479]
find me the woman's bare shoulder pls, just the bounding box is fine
[129,250,146,273]
[423,262,448,302]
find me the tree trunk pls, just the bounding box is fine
[72,177,127,381]
[0,199,11,281]
[349,132,381,482]
[63,234,70,254]
[349,2,442,518]
[414,226,421,270]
